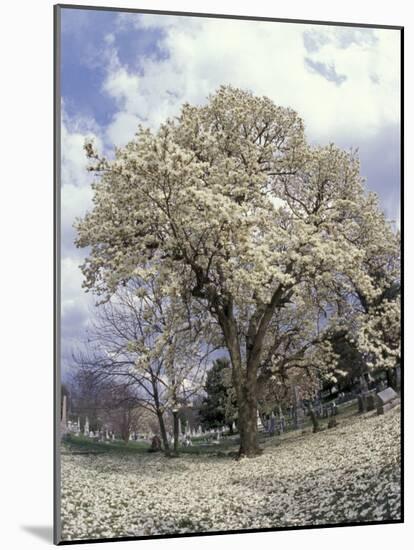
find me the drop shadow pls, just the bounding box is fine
[21,525,53,543]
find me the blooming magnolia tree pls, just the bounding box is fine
[347,196,400,371]
[76,86,399,457]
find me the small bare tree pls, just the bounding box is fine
[74,277,217,455]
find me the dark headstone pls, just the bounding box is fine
[358,390,377,413]
[148,435,162,452]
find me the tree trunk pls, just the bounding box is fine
[172,410,179,455]
[156,410,171,457]
[122,428,129,445]
[223,330,262,457]
[121,411,130,444]
[217,296,278,458]
[236,362,262,457]
[238,399,261,456]
[152,377,171,456]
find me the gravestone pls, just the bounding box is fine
[377,387,400,415]
[84,417,89,436]
[257,411,265,432]
[358,390,377,413]
[149,435,162,452]
[365,393,376,412]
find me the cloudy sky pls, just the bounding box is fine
[59,6,401,372]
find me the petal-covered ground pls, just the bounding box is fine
[60,407,401,541]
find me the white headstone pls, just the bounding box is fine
[377,387,398,405]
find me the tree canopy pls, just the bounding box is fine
[76,85,400,456]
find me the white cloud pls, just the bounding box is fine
[61,256,89,314]
[61,183,93,255]
[60,110,103,254]
[103,67,140,109]
[60,256,94,365]
[102,17,400,148]
[105,111,141,147]
[61,109,103,188]
[60,110,103,359]
[61,125,91,188]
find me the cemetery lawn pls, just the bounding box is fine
[60,406,401,541]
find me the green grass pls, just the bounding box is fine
[62,433,240,456]
[179,436,240,455]
[62,434,151,455]
[62,401,360,457]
